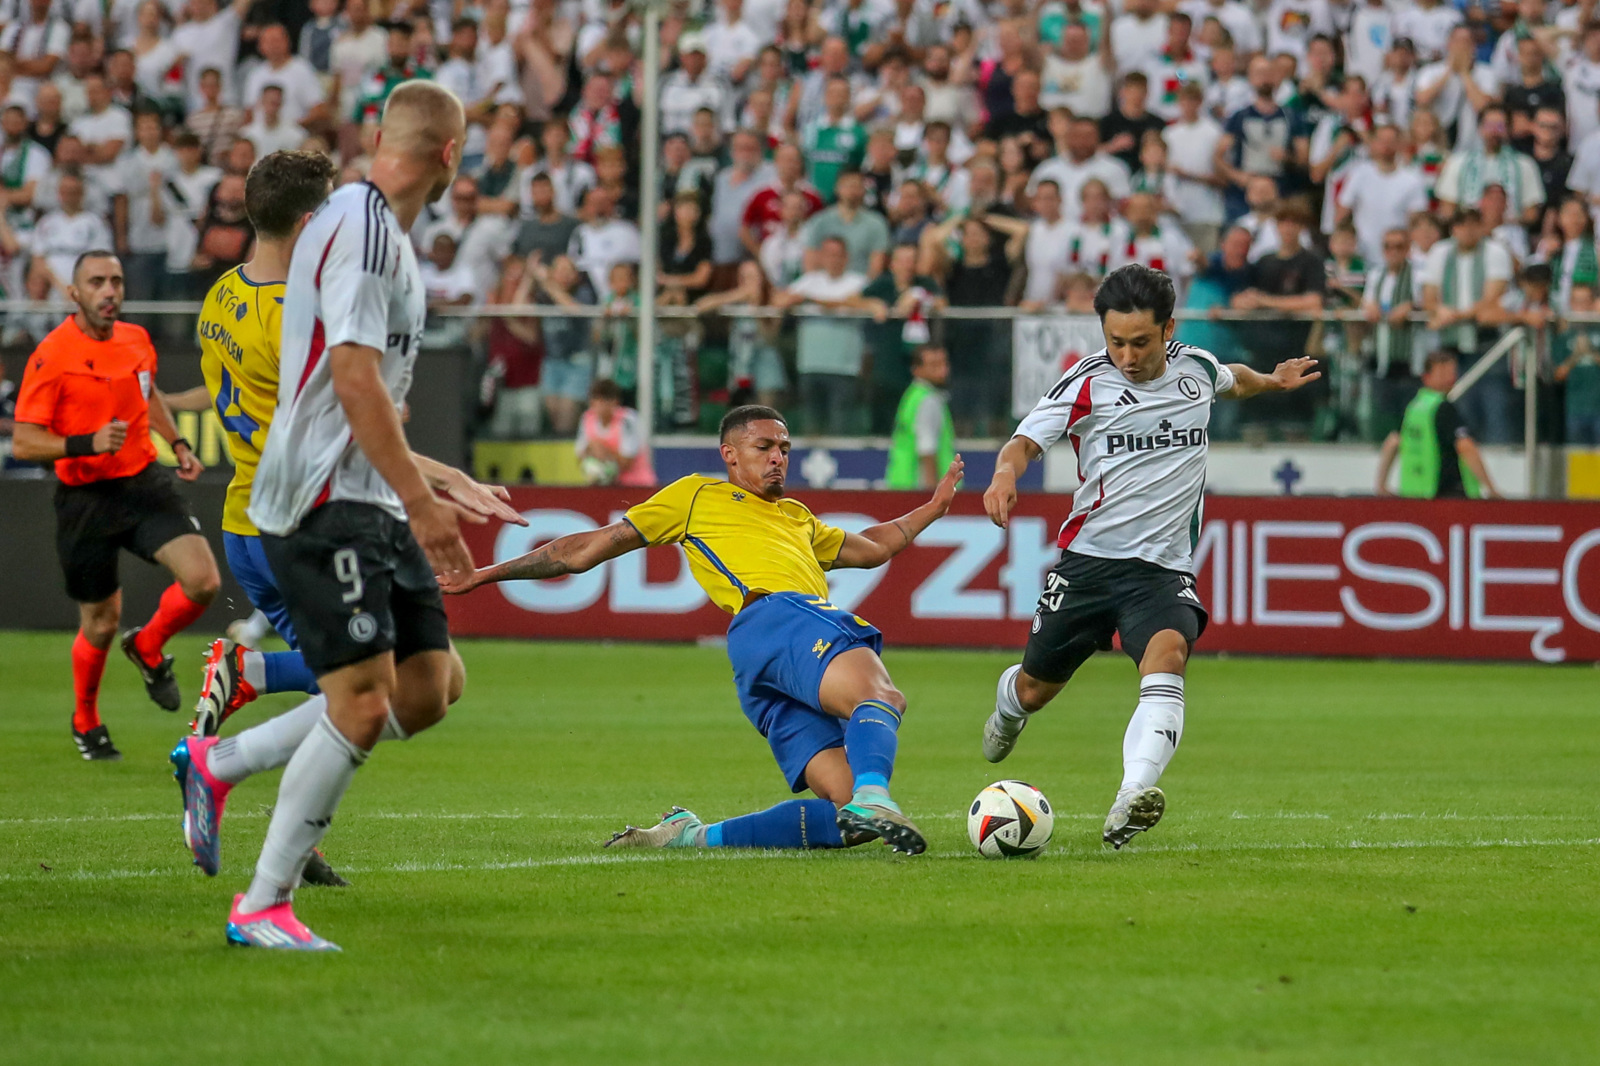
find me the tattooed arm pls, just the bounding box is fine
[832,457,965,570]
[438,520,647,594]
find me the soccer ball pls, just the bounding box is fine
[968,780,1054,859]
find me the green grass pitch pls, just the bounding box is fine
[1,630,1597,1064]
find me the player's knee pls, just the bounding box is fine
[867,685,906,717]
[1141,630,1190,675]
[182,564,221,604]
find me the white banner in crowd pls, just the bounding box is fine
[1011,315,1104,418]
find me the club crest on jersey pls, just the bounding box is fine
[1106,419,1207,456]
[1178,376,1202,400]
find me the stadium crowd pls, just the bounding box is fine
[2,0,1600,445]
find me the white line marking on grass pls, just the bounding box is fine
[6,838,1599,884]
[1229,811,1333,820]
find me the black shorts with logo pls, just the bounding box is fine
[55,462,199,603]
[261,501,451,677]
[1021,551,1209,684]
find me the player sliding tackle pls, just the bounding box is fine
[443,406,963,855]
[981,264,1319,848]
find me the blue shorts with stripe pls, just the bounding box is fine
[725,591,883,793]
[223,531,299,650]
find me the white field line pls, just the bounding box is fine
[4,809,1595,828]
[3,837,1599,884]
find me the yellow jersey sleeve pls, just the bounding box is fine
[811,516,846,569]
[623,476,708,546]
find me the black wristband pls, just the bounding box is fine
[65,434,97,457]
[170,437,193,454]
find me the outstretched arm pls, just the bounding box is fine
[1219,357,1321,400]
[983,434,1043,529]
[833,457,965,569]
[439,520,646,593]
[411,454,529,527]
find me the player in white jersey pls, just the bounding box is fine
[981,265,1320,848]
[220,81,478,951]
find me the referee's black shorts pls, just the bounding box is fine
[54,462,200,603]
[1021,551,1208,685]
[262,501,451,677]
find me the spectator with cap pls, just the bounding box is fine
[660,32,729,137]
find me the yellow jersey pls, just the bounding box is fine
[624,475,847,615]
[198,266,284,536]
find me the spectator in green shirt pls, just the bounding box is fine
[1557,331,1600,445]
[800,76,866,202]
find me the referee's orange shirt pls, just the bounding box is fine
[14,317,160,486]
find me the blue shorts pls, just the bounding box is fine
[223,531,299,650]
[726,591,883,793]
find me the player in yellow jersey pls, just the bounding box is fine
[443,405,963,854]
[168,151,523,886]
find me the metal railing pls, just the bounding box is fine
[0,302,1584,469]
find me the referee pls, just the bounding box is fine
[13,250,221,761]
[1376,348,1501,499]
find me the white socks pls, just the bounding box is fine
[1120,673,1185,793]
[995,663,1029,725]
[208,697,408,785]
[240,712,367,913]
[240,651,267,692]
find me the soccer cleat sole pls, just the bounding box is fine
[170,740,223,876]
[1103,787,1166,850]
[837,806,926,855]
[225,922,342,952]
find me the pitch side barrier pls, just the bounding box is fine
[443,487,1600,664]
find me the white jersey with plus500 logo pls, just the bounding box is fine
[248,181,427,536]
[1014,340,1236,574]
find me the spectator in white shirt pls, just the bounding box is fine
[32,171,113,296]
[1394,0,1462,64]
[240,85,305,158]
[758,187,809,289]
[1040,22,1111,119]
[330,0,388,126]
[36,135,122,218]
[568,185,641,301]
[1027,113,1132,221]
[1020,178,1073,308]
[1414,25,1499,150]
[419,232,479,348]
[660,32,730,136]
[115,107,175,301]
[475,0,524,108]
[169,0,257,112]
[520,118,596,216]
[1435,105,1545,224]
[1111,0,1168,75]
[0,0,70,100]
[1337,122,1431,262]
[0,102,50,219]
[703,0,762,86]
[1164,81,1225,252]
[243,23,329,131]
